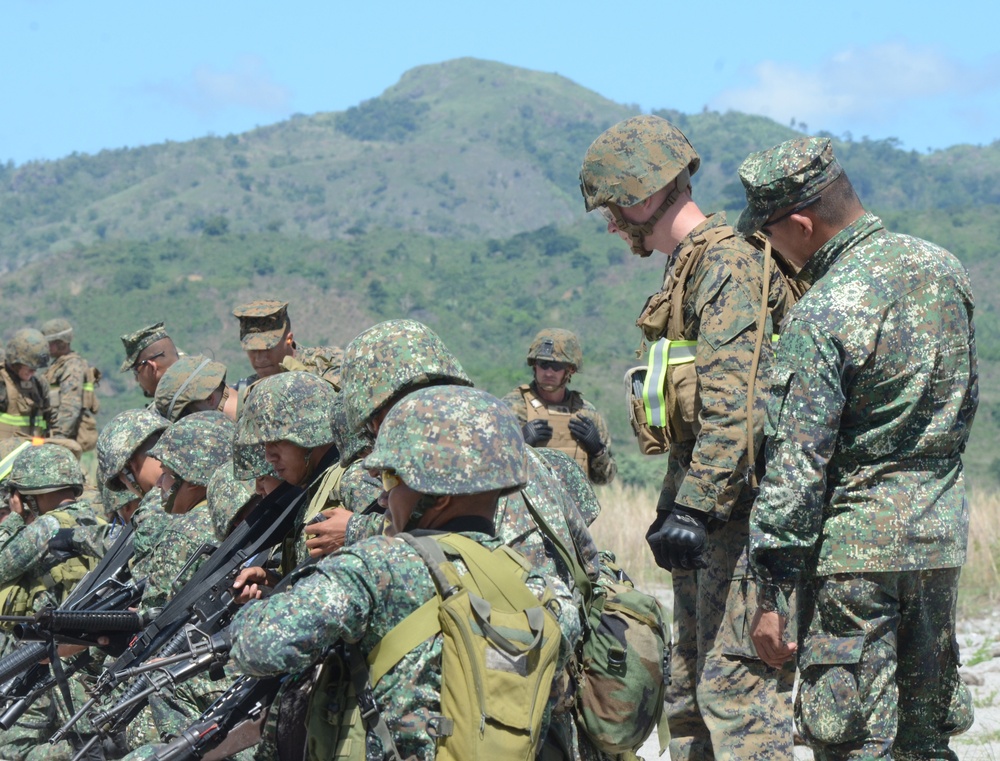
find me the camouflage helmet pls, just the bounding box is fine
[41,318,74,344]
[207,460,255,541]
[341,319,472,434]
[98,410,170,492]
[232,441,276,481]
[330,392,372,467]
[149,411,234,487]
[8,442,84,496]
[235,372,336,450]
[5,329,50,370]
[154,354,227,422]
[527,328,583,371]
[579,115,700,212]
[365,386,527,496]
[101,482,136,516]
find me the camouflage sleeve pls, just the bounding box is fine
[500,388,529,425]
[336,465,381,514]
[0,515,61,586]
[50,355,87,439]
[69,523,116,558]
[676,246,769,521]
[578,402,616,486]
[229,546,383,677]
[139,509,217,611]
[344,512,386,546]
[749,317,844,595]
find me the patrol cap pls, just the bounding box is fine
[736,137,844,236]
[154,355,227,422]
[120,322,170,373]
[41,318,74,343]
[232,300,289,351]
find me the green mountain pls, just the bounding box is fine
[3,57,999,488]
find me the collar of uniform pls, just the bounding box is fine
[666,211,728,269]
[436,515,495,535]
[796,212,883,287]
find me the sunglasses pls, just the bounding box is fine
[761,196,821,235]
[535,360,567,372]
[132,351,166,377]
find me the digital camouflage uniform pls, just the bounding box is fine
[741,138,978,761]
[40,319,100,454]
[230,385,582,761]
[153,354,228,422]
[340,319,610,761]
[502,329,617,486]
[580,115,796,760]
[125,411,236,752]
[0,444,105,761]
[0,329,54,441]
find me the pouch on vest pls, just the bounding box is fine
[623,367,668,456]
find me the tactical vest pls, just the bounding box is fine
[279,464,346,578]
[0,369,49,440]
[634,224,801,453]
[0,508,100,624]
[45,354,100,451]
[517,385,590,474]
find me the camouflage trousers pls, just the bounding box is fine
[666,514,796,761]
[795,569,973,761]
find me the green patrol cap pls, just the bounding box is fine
[232,300,289,351]
[154,355,228,422]
[120,322,169,373]
[735,137,844,236]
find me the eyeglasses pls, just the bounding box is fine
[132,351,165,377]
[535,360,567,372]
[598,206,616,225]
[761,196,821,235]
[381,470,401,492]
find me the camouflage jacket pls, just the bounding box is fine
[229,526,580,761]
[502,383,617,486]
[750,214,978,603]
[43,352,87,439]
[0,499,102,589]
[136,501,217,611]
[656,212,791,522]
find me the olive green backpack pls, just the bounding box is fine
[305,531,562,761]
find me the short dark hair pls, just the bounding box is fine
[812,173,862,227]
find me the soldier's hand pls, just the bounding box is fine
[750,607,797,668]
[645,509,708,571]
[232,566,277,605]
[568,416,604,456]
[304,507,351,558]
[522,419,553,447]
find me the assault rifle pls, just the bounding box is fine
[0,525,141,685]
[53,477,309,760]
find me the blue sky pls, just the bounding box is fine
[3,0,998,166]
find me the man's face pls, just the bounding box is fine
[13,364,34,382]
[254,474,281,497]
[602,202,654,253]
[123,443,164,495]
[156,468,202,514]
[47,340,69,359]
[247,331,294,378]
[264,440,310,486]
[533,361,571,393]
[383,473,424,535]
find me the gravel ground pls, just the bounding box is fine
[636,593,1000,760]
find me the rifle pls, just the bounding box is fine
[52,477,308,755]
[0,525,140,685]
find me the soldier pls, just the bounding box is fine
[580,115,797,759]
[40,318,101,455]
[231,299,344,395]
[0,442,105,760]
[503,328,617,486]
[739,138,978,760]
[120,322,181,398]
[228,385,581,760]
[153,354,237,421]
[0,329,54,441]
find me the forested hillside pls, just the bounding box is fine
[3,57,998,487]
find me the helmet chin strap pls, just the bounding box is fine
[611,170,691,257]
[162,478,184,514]
[404,494,439,532]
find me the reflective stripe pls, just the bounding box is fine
[82,383,95,392]
[0,441,32,481]
[0,414,47,430]
[642,339,694,427]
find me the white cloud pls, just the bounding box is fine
[143,55,292,117]
[712,42,1000,132]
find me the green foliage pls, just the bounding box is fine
[335,97,430,142]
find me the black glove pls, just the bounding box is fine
[568,416,604,456]
[522,419,553,447]
[48,528,76,554]
[645,509,708,571]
